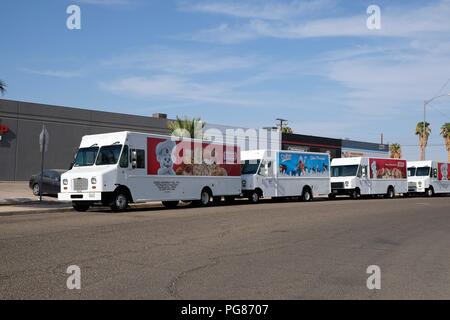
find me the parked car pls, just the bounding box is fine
[29,169,66,197]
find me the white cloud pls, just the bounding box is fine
[179,0,332,21]
[100,75,259,106]
[184,0,450,43]
[75,0,133,5]
[21,68,84,79]
[101,47,262,74]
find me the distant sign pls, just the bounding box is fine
[0,124,8,142]
[0,124,8,135]
[39,126,49,152]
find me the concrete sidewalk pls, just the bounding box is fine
[0,181,71,215]
[0,181,63,205]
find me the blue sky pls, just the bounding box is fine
[1,0,450,160]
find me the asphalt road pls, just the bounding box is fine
[1,196,450,299]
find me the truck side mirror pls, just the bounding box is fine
[361,167,367,177]
[433,168,438,178]
[131,150,137,169]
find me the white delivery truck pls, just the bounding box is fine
[240,150,331,203]
[407,160,450,196]
[330,157,408,198]
[59,131,241,211]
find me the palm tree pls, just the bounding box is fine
[281,126,293,134]
[390,143,402,159]
[0,80,6,95]
[440,123,450,162]
[415,121,431,160]
[168,116,205,138]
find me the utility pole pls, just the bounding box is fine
[423,100,426,160]
[276,118,288,132]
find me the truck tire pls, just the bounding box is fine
[350,188,360,199]
[162,201,179,209]
[302,188,313,202]
[426,187,434,197]
[72,202,90,212]
[386,187,395,199]
[110,192,129,212]
[248,190,260,204]
[199,188,212,207]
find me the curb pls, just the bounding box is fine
[0,207,73,217]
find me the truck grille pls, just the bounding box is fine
[73,178,88,191]
[331,182,344,189]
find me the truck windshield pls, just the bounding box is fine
[416,166,430,177]
[241,160,261,174]
[331,165,359,177]
[407,167,416,176]
[96,144,123,165]
[73,147,99,167]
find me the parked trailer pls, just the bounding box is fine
[240,150,331,203]
[330,157,407,198]
[58,131,241,211]
[407,161,450,196]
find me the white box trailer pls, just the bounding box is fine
[330,157,407,198]
[407,160,450,196]
[58,131,241,211]
[240,150,331,203]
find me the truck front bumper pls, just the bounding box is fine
[58,192,103,201]
[331,188,355,196]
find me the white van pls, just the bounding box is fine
[330,157,407,198]
[240,150,330,203]
[58,131,241,211]
[407,161,450,196]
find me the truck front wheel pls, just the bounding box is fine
[426,187,434,197]
[350,188,361,199]
[248,191,260,204]
[110,192,129,212]
[72,202,90,212]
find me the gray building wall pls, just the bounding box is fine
[0,99,170,181]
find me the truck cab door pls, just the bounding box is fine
[258,160,276,196]
[118,145,130,185]
[359,165,370,194]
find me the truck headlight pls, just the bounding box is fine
[242,180,246,187]
[418,182,422,187]
[345,181,349,187]
[63,179,68,185]
[91,177,97,185]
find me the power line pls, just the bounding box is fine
[433,78,450,97]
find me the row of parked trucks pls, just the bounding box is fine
[58,131,450,211]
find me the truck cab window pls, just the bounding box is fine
[258,160,272,177]
[119,145,129,168]
[416,166,430,177]
[241,160,260,174]
[407,167,416,177]
[130,149,146,169]
[96,145,122,166]
[73,147,99,167]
